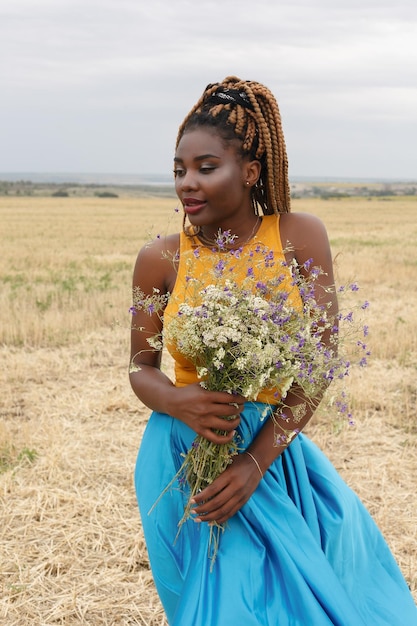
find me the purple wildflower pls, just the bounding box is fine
[275,434,287,446]
[264,251,275,267]
[230,247,243,258]
[214,259,226,276]
[256,281,268,294]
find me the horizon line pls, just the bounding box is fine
[1,171,416,185]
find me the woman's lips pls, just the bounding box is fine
[183,199,206,215]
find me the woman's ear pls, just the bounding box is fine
[243,160,261,187]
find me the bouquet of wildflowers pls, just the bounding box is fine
[130,230,369,559]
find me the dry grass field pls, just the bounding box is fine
[1,194,416,625]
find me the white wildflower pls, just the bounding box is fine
[147,336,163,351]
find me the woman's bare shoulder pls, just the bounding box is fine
[279,211,331,265]
[133,232,180,292]
[136,232,180,262]
[280,211,328,240]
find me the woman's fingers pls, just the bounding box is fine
[191,489,243,524]
[189,455,261,522]
[202,428,236,444]
[212,414,240,430]
[199,414,240,443]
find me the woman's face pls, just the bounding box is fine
[174,128,254,234]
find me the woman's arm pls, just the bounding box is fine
[129,236,243,443]
[190,213,339,523]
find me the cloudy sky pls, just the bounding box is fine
[1,0,416,180]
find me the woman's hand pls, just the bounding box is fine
[189,452,262,524]
[167,383,244,444]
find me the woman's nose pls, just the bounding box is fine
[179,170,198,191]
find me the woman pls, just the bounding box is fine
[130,77,417,625]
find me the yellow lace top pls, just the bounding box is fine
[164,214,302,404]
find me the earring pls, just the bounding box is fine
[246,181,250,186]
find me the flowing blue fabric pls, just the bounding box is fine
[135,403,417,625]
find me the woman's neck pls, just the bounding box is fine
[197,215,262,250]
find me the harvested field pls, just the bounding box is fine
[1,194,416,624]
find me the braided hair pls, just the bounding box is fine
[176,76,291,216]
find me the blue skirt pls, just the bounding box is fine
[135,402,417,625]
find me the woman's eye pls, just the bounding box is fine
[200,166,215,174]
[173,169,185,177]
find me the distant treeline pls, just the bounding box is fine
[0,179,416,199]
[0,180,176,198]
[292,184,417,200]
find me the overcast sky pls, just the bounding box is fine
[1,0,416,180]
